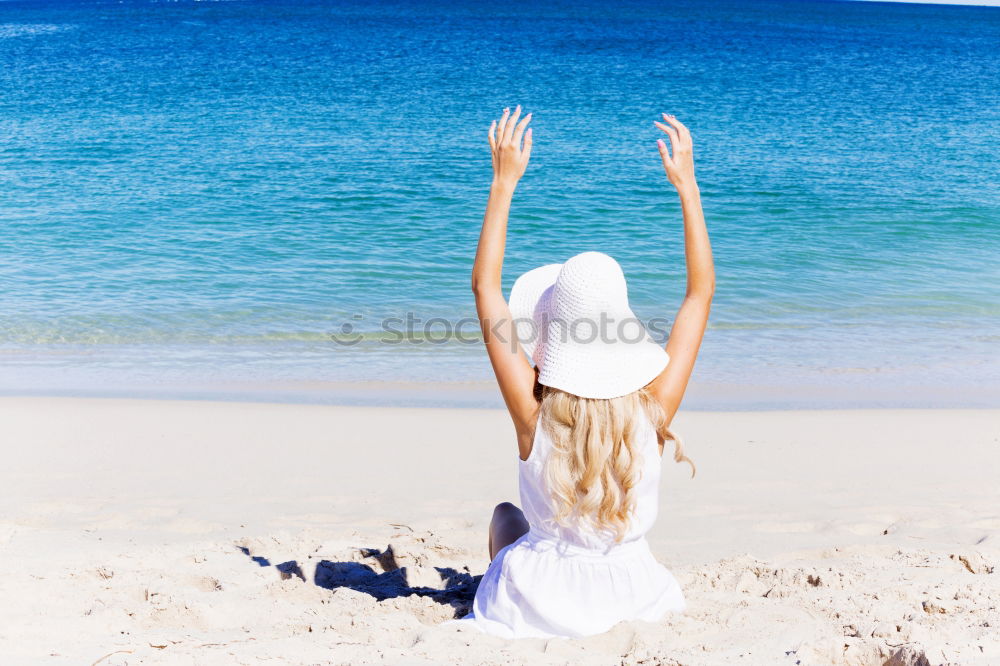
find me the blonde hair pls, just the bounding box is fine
[537,384,695,543]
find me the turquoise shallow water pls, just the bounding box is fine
[0,0,998,407]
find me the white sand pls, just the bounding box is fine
[0,397,996,664]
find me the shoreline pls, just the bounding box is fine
[1,397,997,663]
[1,377,997,411]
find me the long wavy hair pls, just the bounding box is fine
[536,383,695,543]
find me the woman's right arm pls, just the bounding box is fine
[472,106,538,442]
[646,114,715,426]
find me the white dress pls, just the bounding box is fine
[445,411,685,639]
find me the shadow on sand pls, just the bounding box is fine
[237,544,481,619]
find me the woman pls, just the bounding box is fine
[453,105,714,639]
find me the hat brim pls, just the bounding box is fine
[537,328,670,399]
[508,263,562,366]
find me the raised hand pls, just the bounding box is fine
[488,105,533,188]
[654,114,696,191]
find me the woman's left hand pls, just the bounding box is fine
[488,105,533,188]
[654,113,696,192]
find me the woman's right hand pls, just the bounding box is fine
[488,105,533,189]
[654,114,696,191]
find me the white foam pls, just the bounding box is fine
[0,24,68,39]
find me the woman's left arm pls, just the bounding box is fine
[472,106,538,437]
[647,114,715,427]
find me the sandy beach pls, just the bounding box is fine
[3,0,998,663]
[0,397,996,664]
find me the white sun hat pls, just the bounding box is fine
[508,251,670,400]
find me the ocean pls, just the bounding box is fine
[1,0,998,408]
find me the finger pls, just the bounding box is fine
[523,127,533,161]
[662,113,688,133]
[512,112,531,149]
[656,137,672,160]
[653,120,678,138]
[488,119,497,150]
[654,120,681,157]
[656,138,674,170]
[503,104,522,143]
[662,113,691,144]
[497,107,511,141]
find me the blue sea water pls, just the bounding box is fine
[0,0,998,408]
